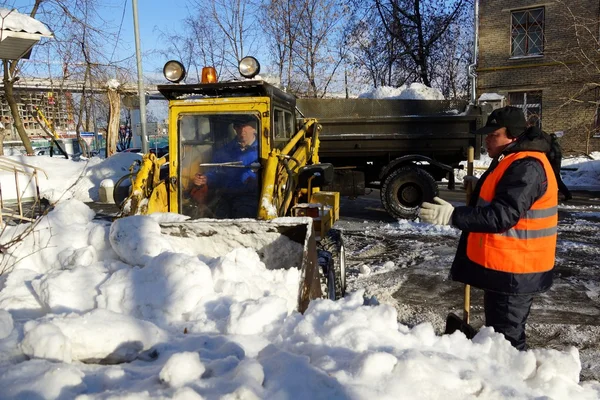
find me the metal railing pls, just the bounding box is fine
[0,156,48,224]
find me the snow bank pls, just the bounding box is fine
[0,201,598,398]
[0,152,140,203]
[359,83,445,100]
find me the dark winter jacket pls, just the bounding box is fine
[450,127,556,294]
[204,139,258,190]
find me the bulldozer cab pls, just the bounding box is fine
[159,79,314,221]
[178,113,261,219]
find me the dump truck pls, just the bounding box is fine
[116,57,346,313]
[296,98,490,220]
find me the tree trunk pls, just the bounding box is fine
[3,60,34,155]
[106,87,120,157]
[0,129,6,156]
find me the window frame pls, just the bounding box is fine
[272,107,294,149]
[510,7,545,58]
[508,91,543,128]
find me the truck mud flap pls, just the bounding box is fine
[159,218,322,313]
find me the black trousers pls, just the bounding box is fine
[484,291,534,351]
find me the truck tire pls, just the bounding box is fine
[381,166,438,220]
[317,229,346,300]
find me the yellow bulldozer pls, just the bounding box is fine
[115,57,346,312]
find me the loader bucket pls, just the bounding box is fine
[158,217,322,313]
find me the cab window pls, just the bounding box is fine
[273,108,294,149]
[178,113,260,220]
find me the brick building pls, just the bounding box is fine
[477,0,600,153]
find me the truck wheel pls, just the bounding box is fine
[317,229,346,300]
[381,166,438,220]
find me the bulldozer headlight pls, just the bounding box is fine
[239,56,260,79]
[163,60,186,83]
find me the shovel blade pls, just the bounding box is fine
[444,313,477,339]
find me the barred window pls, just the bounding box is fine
[508,91,542,128]
[511,8,544,57]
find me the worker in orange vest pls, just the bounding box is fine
[420,106,558,351]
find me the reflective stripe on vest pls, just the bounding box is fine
[466,152,558,274]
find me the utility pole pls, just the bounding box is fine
[132,0,148,153]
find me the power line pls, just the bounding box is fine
[110,0,128,63]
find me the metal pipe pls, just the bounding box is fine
[468,0,480,104]
[132,0,148,153]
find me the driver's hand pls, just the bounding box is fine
[194,173,207,186]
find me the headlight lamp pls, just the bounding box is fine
[163,60,186,83]
[238,56,260,79]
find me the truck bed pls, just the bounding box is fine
[296,98,484,165]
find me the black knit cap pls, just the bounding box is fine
[474,106,527,138]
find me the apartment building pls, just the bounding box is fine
[477,0,600,153]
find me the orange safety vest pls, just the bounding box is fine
[466,151,558,274]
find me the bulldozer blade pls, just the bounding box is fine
[444,313,477,339]
[159,217,322,313]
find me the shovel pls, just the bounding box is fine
[444,146,477,339]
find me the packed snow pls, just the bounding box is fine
[0,7,53,36]
[478,93,506,102]
[358,83,445,100]
[0,152,140,203]
[0,153,599,399]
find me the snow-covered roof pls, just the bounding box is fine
[478,92,505,101]
[0,8,53,60]
[0,8,52,36]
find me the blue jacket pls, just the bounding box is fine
[205,139,258,190]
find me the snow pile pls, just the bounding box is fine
[359,83,445,101]
[0,152,140,202]
[562,152,600,188]
[0,201,599,398]
[107,79,120,90]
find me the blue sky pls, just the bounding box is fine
[2,0,194,75]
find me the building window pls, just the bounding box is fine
[508,91,542,128]
[511,8,544,57]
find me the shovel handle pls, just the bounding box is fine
[463,146,475,324]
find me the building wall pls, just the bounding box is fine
[477,0,600,153]
[0,89,76,142]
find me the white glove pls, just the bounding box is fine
[419,197,454,226]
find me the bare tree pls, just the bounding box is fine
[373,0,466,87]
[189,0,259,78]
[291,0,349,97]
[429,14,472,100]
[1,1,127,155]
[156,14,227,82]
[105,79,121,157]
[1,3,43,155]
[542,1,600,154]
[346,7,407,88]
[260,0,306,91]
